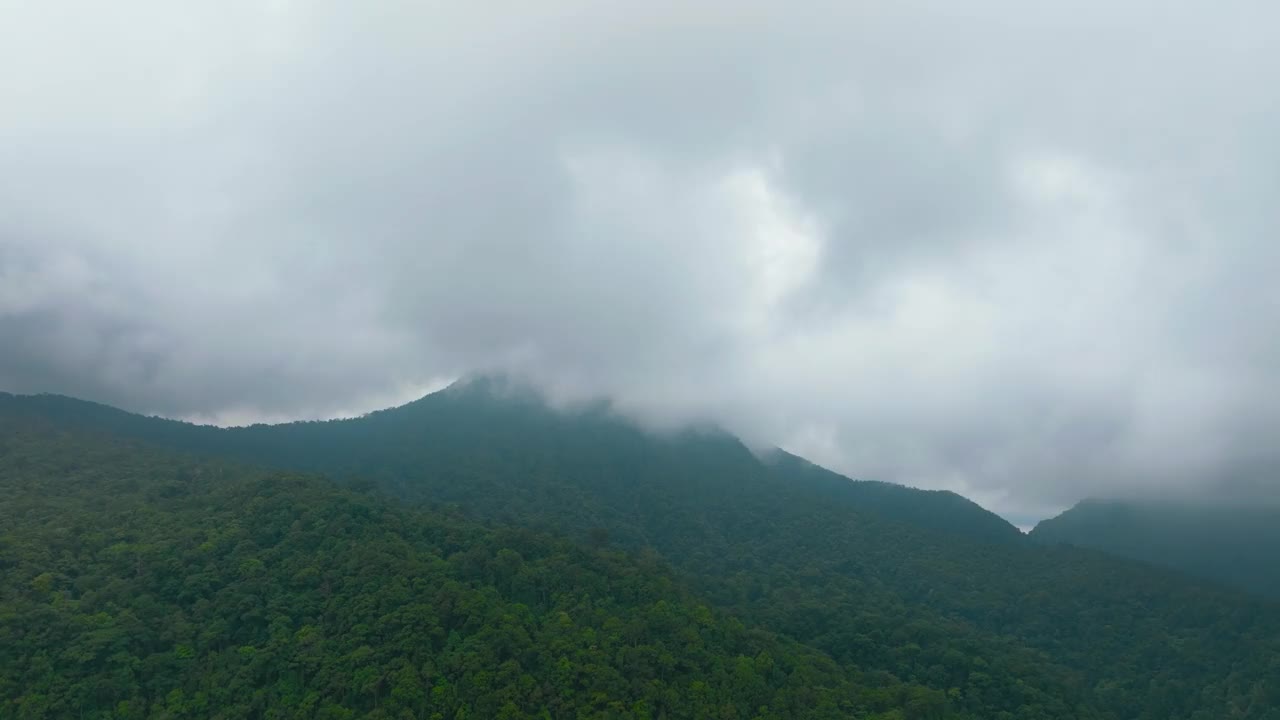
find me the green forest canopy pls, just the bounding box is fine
[3,385,1280,719]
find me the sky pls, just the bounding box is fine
[2,0,1277,523]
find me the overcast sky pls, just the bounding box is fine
[2,1,1277,522]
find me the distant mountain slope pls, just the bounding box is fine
[764,450,1023,545]
[1030,499,1280,598]
[5,383,1280,718]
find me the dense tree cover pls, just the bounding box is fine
[1031,499,1280,598]
[4,382,1280,719]
[0,427,942,719]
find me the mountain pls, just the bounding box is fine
[0,380,1023,548]
[4,382,1280,718]
[764,450,1023,545]
[0,421,934,719]
[1030,498,1280,598]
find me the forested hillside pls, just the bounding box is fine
[0,426,943,719]
[3,385,1280,719]
[1031,499,1280,598]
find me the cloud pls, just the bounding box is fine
[2,0,1278,518]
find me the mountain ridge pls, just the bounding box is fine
[0,381,1022,545]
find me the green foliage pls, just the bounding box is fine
[0,428,925,719]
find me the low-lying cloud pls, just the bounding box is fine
[3,0,1278,520]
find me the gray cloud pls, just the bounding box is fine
[2,0,1278,519]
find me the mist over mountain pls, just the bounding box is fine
[5,1,1280,521]
[0,376,1022,546]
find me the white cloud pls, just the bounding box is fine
[2,0,1278,516]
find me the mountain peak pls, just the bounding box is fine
[444,372,541,398]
